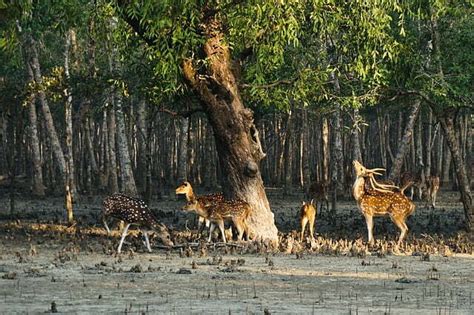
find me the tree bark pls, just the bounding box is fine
[351,108,363,163]
[436,110,473,231]
[177,117,189,184]
[25,59,45,196]
[181,16,277,242]
[28,35,67,183]
[321,117,330,183]
[114,93,138,196]
[136,99,147,192]
[388,100,421,181]
[106,108,119,193]
[64,29,78,208]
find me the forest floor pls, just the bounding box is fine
[0,188,473,314]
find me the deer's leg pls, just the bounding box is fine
[117,223,131,254]
[233,218,244,241]
[431,190,437,208]
[217,220,226,243]
[391,217,408,245]
[309,215,315,240]
[364,214,374,245]
[103,217,112,235]
[300,217,308,240]
[197,216,207,238]
[141,229,152,253]
[208,223,216,243]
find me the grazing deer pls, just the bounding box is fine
[102,194,173,253]
[175,181,224,234]
[425,175,440,209]
[300,200,316,240]
[306,181,329,215]
[182,198,251,243]
[352,161,416,245]
[400,171,424,200]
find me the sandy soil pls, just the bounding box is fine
[0,189,473,314]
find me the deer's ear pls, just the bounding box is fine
[302,201,306,206]
[310,199,314,205]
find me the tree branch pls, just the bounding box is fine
[159,107,204,118]
[240,77,298,89]
[114,0,158,47]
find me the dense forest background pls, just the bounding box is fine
[0,1,472,237]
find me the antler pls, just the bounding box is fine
[368,175,399,193]
[353,160,400,193]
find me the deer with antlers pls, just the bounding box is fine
[352,161,416,245]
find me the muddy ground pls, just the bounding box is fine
[0,188,473,314]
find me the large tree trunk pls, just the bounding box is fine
[436,109,473,231]
[388,100,421,181]
[182,17,277,242]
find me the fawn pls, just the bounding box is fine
[300,200,316,240]
[182,198,251,243]
[425,175,440,209]
[352,161,416,245]
[102,194,173,253]
[306,180,329,215]
[175,181,223,234]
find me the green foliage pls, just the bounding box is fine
[0,0,472,119]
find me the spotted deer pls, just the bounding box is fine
[425,175,440,209]
[102,194,173,253]
[300,200,316,240]
[306,180,329,215]
[182,198,251,243]
[400,171,424,200]
[175,181,224,234]
[352,161,416,245]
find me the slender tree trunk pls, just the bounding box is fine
[321,117,330,183]
[106,108,119,193]
[389,101,421,181]
[181,15,277,242]
[177,117,189,184]
[84,114,99,187]
[425,110,433,178]
[25,60,45,196]
[136,99,147,192]
[283,111,293,191]
[28,35,67,183]
[302,109,311,190]
[436,110,473,231]
[351,108,363,163]
[114,93,138,196]
[330,107,343,211]
[64,29,78,219]
[442,141,452,186]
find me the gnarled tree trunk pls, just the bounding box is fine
[181,17,277,242]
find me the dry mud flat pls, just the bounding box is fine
[0,191,473,314]
[0,245,473,314]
